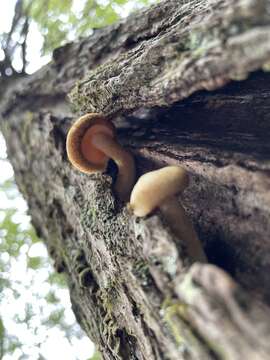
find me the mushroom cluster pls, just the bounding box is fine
[66,113,206,262]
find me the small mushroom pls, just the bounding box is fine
[129,166,207,262]
[66,113,135,200]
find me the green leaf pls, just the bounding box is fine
[47,271,67,288]
[27,256,44,270]
[0,317,5,358]
[43,308,65,327]
[45,291,59,304]
[89,351,102,360]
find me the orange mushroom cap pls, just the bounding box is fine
[66,113,116,173]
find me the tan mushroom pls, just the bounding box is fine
[129,166,207,262]
[66,113,135,201]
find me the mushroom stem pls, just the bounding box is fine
[159,196,207,263]
[91,132,135,201]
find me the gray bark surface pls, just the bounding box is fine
[1,0,270,359]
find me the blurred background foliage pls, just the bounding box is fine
[0,0,154,78]
[0,0,155,359]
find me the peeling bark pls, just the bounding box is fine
[1,0,270,359]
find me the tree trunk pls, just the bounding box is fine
[1,0,270,359]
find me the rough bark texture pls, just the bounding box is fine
[1,0,270,359]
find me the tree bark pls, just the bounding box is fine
[1,0,270,359]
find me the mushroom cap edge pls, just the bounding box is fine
[66,113,116,174]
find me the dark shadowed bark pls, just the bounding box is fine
[1,0,270,359]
